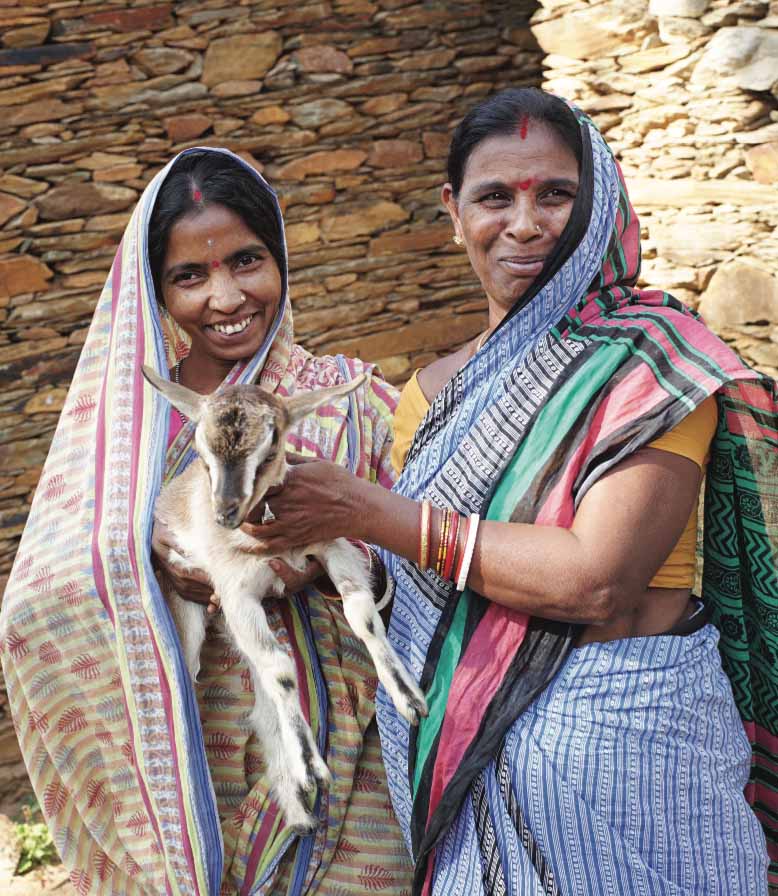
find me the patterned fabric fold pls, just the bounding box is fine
[377,105,776,894]
[0,147,408,895]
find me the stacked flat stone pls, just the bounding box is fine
[532,0,778,374]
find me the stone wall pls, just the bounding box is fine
[534,0,778,373]
[0,0,541,809]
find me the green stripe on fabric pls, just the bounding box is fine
[488,346,625,521]
[617,308,734,382]
[569,330,695,412]
[412,591,470,798]
[412,344,627,798]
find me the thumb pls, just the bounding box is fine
[286,452,318,465]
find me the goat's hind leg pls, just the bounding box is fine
[168,590,207,682]
[220,586,330,833]
[247,672,323,835]
[316,540,428,726]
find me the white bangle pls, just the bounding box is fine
[456,513,480,592]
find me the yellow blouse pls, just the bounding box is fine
[391,372,718,589]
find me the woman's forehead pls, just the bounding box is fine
[166,205,263,256]
[462,124,579,189]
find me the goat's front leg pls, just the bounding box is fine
[314,540,429,726]
[219,584,331,833]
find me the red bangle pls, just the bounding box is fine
[453,515,470,584]
[442,512,459,581]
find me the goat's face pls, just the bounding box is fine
[194,387,287,528]
[142,364,367,531]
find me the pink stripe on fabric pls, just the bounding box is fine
[126,269,200,892]
[167,408,184,448]
[280,603,312,726]
[426,605,529,824]
[535,364,668,527]
[421,853,434,896]
[596,308,740,394]
[725,409,778,441]
[736,380,776,415]
[91,254,121,624]
[241,804,281,896]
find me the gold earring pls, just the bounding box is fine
[453,234,464,246]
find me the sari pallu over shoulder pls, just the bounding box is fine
[377,106,777,895]
[0,148,399,896]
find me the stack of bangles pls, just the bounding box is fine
[419,500,480,592]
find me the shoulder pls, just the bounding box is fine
[289,345,399,413]
[417,346,470,404]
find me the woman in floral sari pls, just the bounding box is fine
[0,148,413,895]
[254,89,775,895]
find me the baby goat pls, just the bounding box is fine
[142,366,427,834]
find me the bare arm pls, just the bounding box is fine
[248,447,701,626]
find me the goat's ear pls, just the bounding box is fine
[285,373,367,425]
[141,364,205,422]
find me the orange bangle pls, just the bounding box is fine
[436,508,450,576]
[419,500,431,569]
[442,511,460,581]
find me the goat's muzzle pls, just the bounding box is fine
[215,501,242,529]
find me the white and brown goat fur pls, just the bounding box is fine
[142,365,428,834]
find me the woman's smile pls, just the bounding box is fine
[499,254,546,277]
[442,123,579,319]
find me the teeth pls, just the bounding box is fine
[211,315,253,335]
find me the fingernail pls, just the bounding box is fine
[269,560,281,572]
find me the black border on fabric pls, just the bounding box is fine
[412,618,578,894]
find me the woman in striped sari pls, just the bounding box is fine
[0,148,413,894]
[255,89,775,894]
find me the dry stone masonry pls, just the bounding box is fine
[0,0,776,805]
[534,0,778,374]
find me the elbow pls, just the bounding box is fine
[572,581,626,626]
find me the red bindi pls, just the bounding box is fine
[210,259,220,269]
[518,179,533,191]
[519,116,529,140]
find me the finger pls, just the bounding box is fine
[286,452,317,465]
[269,558,315,590]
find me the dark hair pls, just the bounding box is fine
[148,150,285,303]
[447,88,583,197]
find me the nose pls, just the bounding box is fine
[505,196,540,242]
[215,500,241,529]
[208,269,245,313]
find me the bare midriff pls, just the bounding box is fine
[576,587,694,646]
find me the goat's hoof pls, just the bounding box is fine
[309,757,332,792]
[289,815,318,837]
[390,675,429,726]
[399,692,429,727]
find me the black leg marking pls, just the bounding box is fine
[278,676,295,692]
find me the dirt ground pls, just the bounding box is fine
[0,814,74,895]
